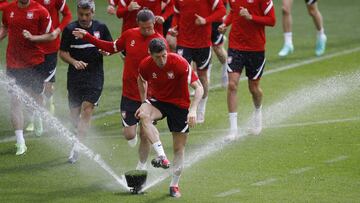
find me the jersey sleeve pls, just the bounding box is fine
[39,8,53,34]
[116,0,130,18]
[138,59,149,81]
[83,29,126,53]
[56,0,72,31]
[251,0,276,26]
[161,0,174,20]
[205,0,226,24]
[109,0,119,6]
[60,26,71,52]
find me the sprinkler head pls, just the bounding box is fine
[125,170,147,194]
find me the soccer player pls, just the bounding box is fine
[168,0,226,123]
[218,0,275,136]
[115,0,173,35]
[24,0,72,134]
[278,0,327,57]
[211,0,229,88]
[72,9,166,169]
[136,38,203,198]
[0,0,53,155]
[59,0,113,163]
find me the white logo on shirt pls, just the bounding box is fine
[177,49,183,56]
[44,0,50,5]
[152,73,157,79]
[26,12,34,20]
[130,40,135,47]
[94,31,100,39]
[247,0,254,3]
[10,11,14,18]
[167,71,175,79]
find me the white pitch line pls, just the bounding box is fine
[215,188,241,197]
[324,155,349,164]
[251,178,277,186]
[92,46,360,120]
[289,167,315,175]
[1,116,359,144]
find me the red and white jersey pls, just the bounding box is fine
[172,0,226,48]
[139,53,198,109]
[83,28,165,101]
[108,0,119,6]
[214,0,228,22]
[116,0,173,35]
[2,1,53,68]
[35,0,72,54]
[224,0,275,51]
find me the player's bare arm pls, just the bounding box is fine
[188,79,204,127]
[218,23,228,34]
[0,24,8,41]
[239,7,252,20]
[22,29,58,42]
[137,75,148,103]
[195,14,207,25]
[128,0,140,11]
[59,51,88,70]
[72,28,88,39]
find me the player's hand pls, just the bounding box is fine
[51,28,61,39]
[218,23,227,34]
[128,1,141,11]
[72,28,87,39]
[22,29,34,41]
[155,16,165,24]
[239,7,252,20]
[195,14,206,25]
[99,49,111,56]
[107,5,116,15]
[73,60,88,70]
[134,107,142,119]
[187,110,197,128]
[168,25,178,37]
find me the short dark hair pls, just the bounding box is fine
[149,38,167,54]
[136,8,155,23]
[77,0,95,11]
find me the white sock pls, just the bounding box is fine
[152,141,166,157]
[229,112,238,131]
[255,105,262,112]
[207,64,212,82]
[136,160,147,170]
[221,63,229,77]
[198,96,208,114]
[15,130,25,145]
[127,136,137,147]
[170,174,181,187]
[73,141,80,152]
[317,28,326,38]
[284,32,293,46]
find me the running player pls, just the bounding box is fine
[59,0,113,163]
[218,0,276,136]
[136,38,203,198]
[278,0,327,56]
[0,0,53,155]
[168,0,226,123]
[72,9,166,170]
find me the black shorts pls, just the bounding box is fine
[6,63,45,95]
[68,86,102,108]
[305,0,317,5]
[39,52,57,83]
[146,98,189,133]
[211,22,224,46]
[176,46,212,70]
[120,96,141,127]
[227,48,266,80]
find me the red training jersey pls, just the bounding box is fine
[172,0,226,48]
[83,28,165,101]
[214,0,228,23]
[35,0,72,54]
[116,0,173,35]
[139,53,198,109]
[0,0,9,11]
[224,0,275,51]
[108,0,119,6]
[2,1,53,68]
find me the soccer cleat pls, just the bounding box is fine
[169,186,181,198]
[315,35,327,56]
[68,149,79,164]
[34,117,43,137]
[278,44,294,57]
[25,122,34,132]
[196,111,205,124]
[15,143,27,155]
[127,134,138,148]
[248,109,262,135]
[151,156,170,169]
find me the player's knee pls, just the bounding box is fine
[228,80,238,92]
[307,6,317,17]
[282,6,291,16]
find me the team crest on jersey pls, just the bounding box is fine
[26,12,34,19]
[177,49,183,56]
[10,11,14,18]
[121,111,126,119]
[167,71,175,79]
[94,31,100,39]
[152,73,157,79]
[130,40,135,47]
[44,0,50,5]
[247,0,254,3]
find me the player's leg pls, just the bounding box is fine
[306,1,327,56]
[169,132,187,198]
[136,124,151,170]
[279,0,294,56]
[211,22,229,87]
[43,52,57,115]
[120,96,141,147]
